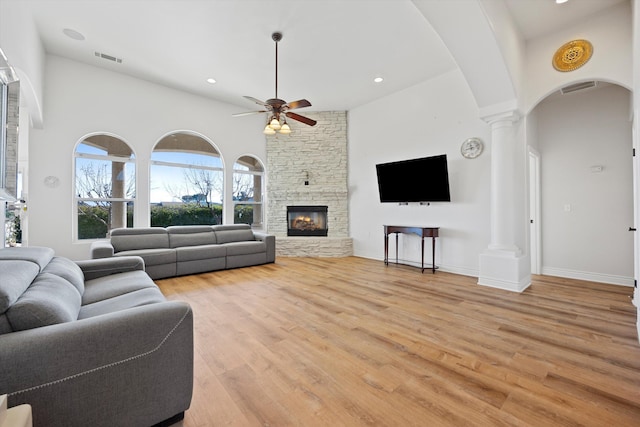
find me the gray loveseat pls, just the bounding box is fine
[90,224,276,279]
[0,246,193,427]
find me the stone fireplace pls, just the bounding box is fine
[266,111,353,257]
[287,206,328,236]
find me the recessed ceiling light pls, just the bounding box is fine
[556,0,569,4]
[63,28,85,41]
[206,78,217,84]
[374,77,384,83]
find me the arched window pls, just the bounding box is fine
[233,155,264,228]
[150,132,223,226]
[74,134,135,240]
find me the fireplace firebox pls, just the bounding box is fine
[287,206,328,236]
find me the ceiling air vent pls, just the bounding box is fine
[94,52,123,64]
[561,81,596,95]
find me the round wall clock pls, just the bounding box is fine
[552,39,593,72]
[461,137,484,159]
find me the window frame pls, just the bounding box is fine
[149,132,224,227]
[73,135,136,242]
[232,155,265,228]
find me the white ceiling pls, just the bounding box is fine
[504,0,627,40]
[21,0,627,113]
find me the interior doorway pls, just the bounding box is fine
[528,149,541,275]
[531,83,633,285]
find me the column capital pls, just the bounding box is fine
[481,109,521,126]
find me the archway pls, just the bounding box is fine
[529,82,633,285]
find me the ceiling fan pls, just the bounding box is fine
[233,32,316,134]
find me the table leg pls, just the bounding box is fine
[395,233,399,264]
[384,233,389,265]
[421,236,425,273]
[432,236,436,274]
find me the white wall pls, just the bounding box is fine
[0,0,45,127]
[28,55,266,260]
[525,1,632,111]
[348,69,491,276]
[537,84,633,285]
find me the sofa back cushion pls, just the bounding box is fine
[110,228,169,253]
[0,260,40,313]
[212,224,255,244]
[5,273,82,332]
[42,257,85,294]
[167,225,217,248]
[0,246,55,270]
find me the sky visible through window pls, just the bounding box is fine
[77,143,226,204]
[151,151,223,204]
[76,142,261,205]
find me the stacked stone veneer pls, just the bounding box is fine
[266,111,353,257]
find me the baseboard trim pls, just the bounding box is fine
[356,255,479,278]
[541,267,634,287]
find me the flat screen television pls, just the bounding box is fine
[376,154,451,203]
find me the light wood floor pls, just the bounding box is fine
[156,257,640,427]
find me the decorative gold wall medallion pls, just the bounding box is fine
[552,39,593,72]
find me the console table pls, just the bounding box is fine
[383,225,439,273]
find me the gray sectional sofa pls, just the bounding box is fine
[0,246,193,427]
[90,224,276,279]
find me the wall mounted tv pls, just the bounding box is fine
[376,154,451,203]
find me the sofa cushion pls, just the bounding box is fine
[42,256,85,294]
[110,228,169,252]
[212,225,255,244]
[83,270,159,305]
[168,225,217,248]
[0,314,11,334]
[115,248,176,266]
[78,288,166,319]
[0,246,55,271]
[224,241,267,256]
[226,252,267,269]
[0,260,40,313]
[5,273,82,332]
[175,244,226,262]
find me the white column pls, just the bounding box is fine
[478,110,531,292]
[488,112,521,253]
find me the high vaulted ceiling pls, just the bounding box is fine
[16,0,628,112]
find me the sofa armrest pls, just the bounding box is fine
[253,232,276,263]
[75,256,145,281]
[89,240,115,259]
[0,301,193,427]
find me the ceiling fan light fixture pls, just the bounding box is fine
[269,117,281,130]
[279,123,291,134]
[233,32,316,133]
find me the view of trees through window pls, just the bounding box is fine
[233,155,263,226]
[74,132,265,240]
[150,132,223,227]
[75,135,135,239]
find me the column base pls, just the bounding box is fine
[478,250,531,292]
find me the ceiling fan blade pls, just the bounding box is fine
[232,110,267,117]
[244,96,268,106]
[285,99,312,110]
[286,112,317,126]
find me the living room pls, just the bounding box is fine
[1,0,640,426]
